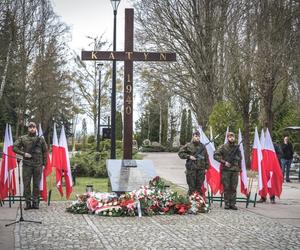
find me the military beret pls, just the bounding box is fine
[28,121,37,127]
[193,131,200,136]
[227,132,235,137]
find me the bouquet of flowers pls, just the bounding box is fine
[66,176,209,216]
[188,192,209,214]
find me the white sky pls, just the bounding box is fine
[51,0,137,134]
[51,0,133,52]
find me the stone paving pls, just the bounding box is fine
[14,202,300,250]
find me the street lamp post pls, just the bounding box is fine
[110,0,121,159]
[96,63,103,154]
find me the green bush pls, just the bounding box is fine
[70,151,107,178]
[87,135,95,143]
[140,145,166,152]
[0,142,3,153]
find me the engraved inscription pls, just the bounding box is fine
[109,52,115,60]
[125,106,132,115]
[126,52,133,60]
[125,96,132,104]
[125,85,132,93]
[160,53,166,60]
[92,51,97,59]
[143,52,149,60]
[127,74,131,83]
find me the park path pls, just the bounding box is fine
[142,152,188,190]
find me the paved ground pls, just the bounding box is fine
[144,152,300,227]
[1,152,300,250]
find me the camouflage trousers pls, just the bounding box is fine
[185,168,205,196]
[221,170,239,206]
[22,164,42,203]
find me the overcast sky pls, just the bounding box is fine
[51,0,133,52]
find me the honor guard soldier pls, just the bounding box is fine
[214,132,241,210]
[13,122,48,209]
[178,130,209,196]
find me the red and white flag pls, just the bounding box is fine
[263,129,283,198]
[38,124,52,202]
[238,129,248,196]
[251,127,268,197]
[52,124,63,197]
[0,124,10,200]
[198,127,222,194]
[8,125,16,196]
[59,126,73,199]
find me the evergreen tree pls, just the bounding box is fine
[160,104,168,146]
[186,109,193,142]
[148,102,160,142]
[179,109,187,145]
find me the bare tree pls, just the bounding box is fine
[134,0,230,127]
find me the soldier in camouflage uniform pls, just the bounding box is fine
[213,132,241,210]
[178,131,209,196]
[13,122,48,209]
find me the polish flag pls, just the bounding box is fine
[38,124,51,202]
[52,124,63,197]
[251,127,268,197]
[8,125,16,196]
[59,126,73,199]
[198,127,222,194]
[0,124,10,199]
[238,129,248,196]
[263,129,283,198]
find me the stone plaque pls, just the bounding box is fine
[106,160,157,192]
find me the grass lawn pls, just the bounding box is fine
[48,177,108,201]
[47,177,187,202]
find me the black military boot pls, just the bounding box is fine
[224,203,230,209]
[230,205,238,210]
[32,202,39,209]
[24,201,32,210]
[258,197,266,203]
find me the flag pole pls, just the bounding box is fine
[48,168,54,206]
[246,174,254,208]
[253,179,259,207]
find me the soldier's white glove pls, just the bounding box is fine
[225,161,231,167]
[24,153,32,158]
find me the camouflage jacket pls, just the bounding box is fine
[213,142,241,172]
[13,133,48,167]
[178,142,209,170]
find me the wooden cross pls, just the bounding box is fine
[81,8,176,159]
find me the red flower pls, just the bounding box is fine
[87,197,99,211]
[162,207,169,213]
[178,206,187,215]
